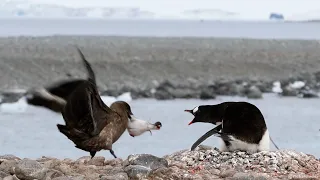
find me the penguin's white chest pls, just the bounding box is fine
[127,119,149,136]
[220,129,270,153]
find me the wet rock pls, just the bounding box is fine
[154,80,199,99]
[100,89,120,97]
[254,80,272,93]
[297,89,319,98]
[214,81,244,96]
[281,85,297,96]
[14,159,47,180]
[246,85,263,99]
[199,86,216,100]
[154,80,176,100]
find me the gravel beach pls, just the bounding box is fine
[0,146,319,180]
[1,36,320,99]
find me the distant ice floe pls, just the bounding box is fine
[288,81,305,89]
[0,96,28,114]
[271,80,319,98]
[0,92,133,114]
[272,81,283,94]
[101,92,132,107]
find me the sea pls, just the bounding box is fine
[0,18,320,39]
[0,18,319,159]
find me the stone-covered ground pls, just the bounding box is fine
[0,146,319,180]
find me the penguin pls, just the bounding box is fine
[185,102,270,153]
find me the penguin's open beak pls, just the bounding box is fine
[185,109,195,125]
[188,119,195,125]
[184,109,193,114]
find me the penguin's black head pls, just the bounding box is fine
[184,105,224,125]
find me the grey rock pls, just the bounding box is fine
[0,160,18,174]
[124,165,150,179]
[219,169,237,178]
[170,88,196,99]
[281,85,297,96]
[231,172,270,180]
[0,155,20,161]
[88,156,105,166]
[43,159,61,169]
[199,86,216,100]
[154,80,197,99]
[3,175,19,180]
[127,154,168,170]
[154,89,174,100]
[104,158,123,166]
[3,175,14,180]
[0,91,24,104]
[44,169,64,179]
[100,89,120,97]
[246,86,263,99]
[52,175,85,180]
[14,159,47,180]
[0,171,9,178]
[100,172,128,180]
[254,80,272,93]
[153,80,177,100]
[74,156,91,164]
[297,89,319,98]
[214,81,243,96]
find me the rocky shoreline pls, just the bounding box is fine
[0,146,319,180]
[1,36,320,102]
[1,74,320,104]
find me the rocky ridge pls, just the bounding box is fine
[0,146,319,180]
[1,36,320,102]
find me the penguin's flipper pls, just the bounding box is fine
[191,124,223,151]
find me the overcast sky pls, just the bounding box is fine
[13,0,320,19]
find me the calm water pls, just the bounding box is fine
[0,18,320,39]
[0,94,319,159]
